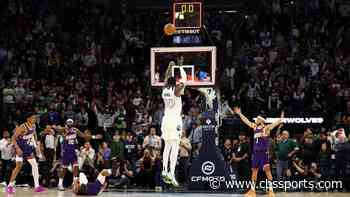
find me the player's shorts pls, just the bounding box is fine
[251,151,269,170]
[62,150,78,167]
[17,141,34,160]
[78,181,103,196]
[161,115,182,141]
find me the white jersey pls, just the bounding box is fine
[161,86,183,141]
[162,87,182,118]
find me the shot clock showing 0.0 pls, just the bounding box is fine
[172,0,202,29]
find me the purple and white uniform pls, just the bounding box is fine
[61,127,78,167]
[16,123,36,159]
[78,181,103,196]
[251,127,269,169]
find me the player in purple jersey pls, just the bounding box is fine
[6,113,46,194]
[53,119,102,191]
[73,169,111,196]
[234,107,284,197]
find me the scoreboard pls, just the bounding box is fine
[172,0,202,34]
[150,0,216,87]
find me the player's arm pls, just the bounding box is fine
[175,82,185,97]
[12,126,26,155]
[77,129,91,141]
[77,129,103,140]
[175,61,188,96]
[275,123,283,137]
[265,111,284,135]
[52,125,67,135]
[233,107,256,129]
[164,61,176,84]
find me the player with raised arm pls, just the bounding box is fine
[6,113,46,193]
[161,59,187,187]
[53,119,102,191]
[234,107,284,197]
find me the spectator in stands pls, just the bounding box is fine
[232,132,250,181]
[41,126,56,171]
[76,107,89,130]
[2,82,15,120]
[64,104,76,121]
[48,105,61,125]
[0,130,13,185]
[301,134,318,166]
[79,141,96,170]
[275,130,299,180]
[222,139,233,165]
[334,132,348,181]
[188,119,203,157]
[288,154,321,184]
[92,103,118,130]
[111,132,125,161]
[124,132,138,168]
[152,104,164,133]
[97,142,111,170]
[178,130,191,184]
[109,159,134,188]
[318,142,332,179]
[136,149,156,189]
[142,127,161,156]
[316,130,331,150]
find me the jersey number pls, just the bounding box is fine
[164,99,175,108]
[68,139,75,145]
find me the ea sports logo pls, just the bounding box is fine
[202,161,215,175]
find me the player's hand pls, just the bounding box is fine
[233,107,241,114]
[278,123,283,129]
[281,110,285,119]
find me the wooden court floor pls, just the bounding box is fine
[1,188,349,197]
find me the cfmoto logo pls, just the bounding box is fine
[202,161,215,175]
[206,119,211,125]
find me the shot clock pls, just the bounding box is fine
[172,0,202,34]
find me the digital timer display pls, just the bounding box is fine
[172,1,202,29]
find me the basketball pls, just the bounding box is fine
[164,23,176,36]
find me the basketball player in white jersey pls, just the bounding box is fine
[161,60,187,187]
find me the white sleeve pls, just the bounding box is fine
[88,149,95,160]
[0,139,6,150]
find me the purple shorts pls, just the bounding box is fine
[62,150,78,167]
[251,151,269,170]
[17,141,34,159]
[78,181,103,195]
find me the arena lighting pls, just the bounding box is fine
[252,117,324,124]
[224,10,237,13]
